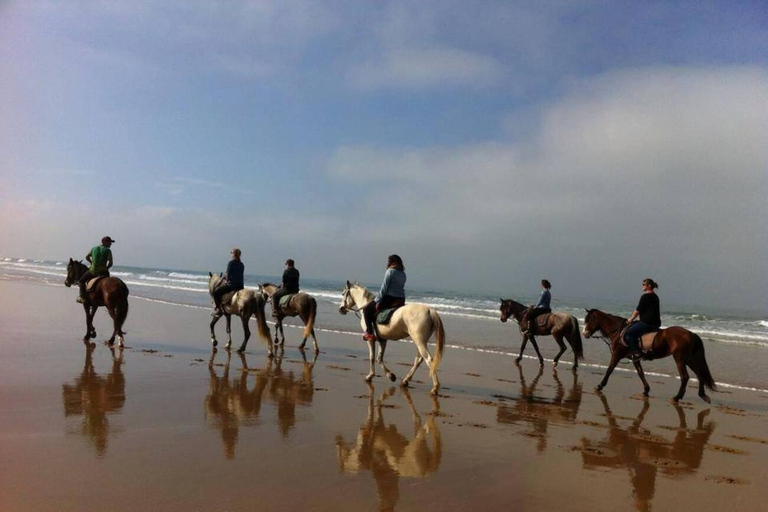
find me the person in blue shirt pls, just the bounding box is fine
[521,279,552,335]
[212,248,245,316]
[363,254,406,341]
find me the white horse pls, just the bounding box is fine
[208,273,273,356]
[339,281,445,395]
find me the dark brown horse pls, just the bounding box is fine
[65,259,130,347]
[581,309,716,402]
[258,283,318,352]
[500,298,584,369]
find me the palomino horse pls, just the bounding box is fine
[208,273,272,356]
[257,283,319,352]
[582,309,716,402]
[499,298,584,369]
[339,281,445,395]
[65,259,130,347]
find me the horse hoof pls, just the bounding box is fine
[364,375,374,383]
[643,392,649,397]
[400,380,409,388]
[596,385,603,391]
[672,396,681,403]
[211,339,218,347]
[701,395,711,404]
[430,388,439,396]
[389,374,397,382]
[268,353,275,359]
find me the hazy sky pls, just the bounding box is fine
[1,1,766,311]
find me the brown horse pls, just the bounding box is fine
[581,309,716,402]
[65,259,130,347]
[257,283,319,352]
[500,298,584,369]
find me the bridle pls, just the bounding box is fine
[339,288,363,319]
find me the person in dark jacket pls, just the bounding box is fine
[521,279,552,335]
[363,255,406,341]
[624,278,661,360]
[212,248,245,316]
[272,259,300,318]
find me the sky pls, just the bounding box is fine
[1,1,766,312]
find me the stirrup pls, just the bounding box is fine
[76,296,85,304]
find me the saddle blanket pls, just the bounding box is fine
[279,294,295,308]
[620,329,659,353]
[376,307,401,325]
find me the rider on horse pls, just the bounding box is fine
[362,255,406,342]
[625,278,661,360]
[77,236,114,304]
[521,279,552,335]
[212,248,245,316]
[271,259,300,318]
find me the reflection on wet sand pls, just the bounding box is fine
[336,386,442,512]
[497,365,583,453]
[62,341,126,457]
[580,393,715,512]
[205,349,317,458]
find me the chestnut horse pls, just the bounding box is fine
[499,298,583,369]
[257,283,318,352]
[65,259,129,347]
[582,309,716,402]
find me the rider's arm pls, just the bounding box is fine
[628,310,639,323]
[377,269,392,302]
[85,252,93,263]
[106,249,113,269]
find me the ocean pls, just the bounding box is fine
[2,257,767,393]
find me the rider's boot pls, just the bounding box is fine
[271,305,280,319]
[76,283,87,304]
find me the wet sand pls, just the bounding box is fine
[1,280,767,512]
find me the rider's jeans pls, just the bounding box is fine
[624,322,656,350]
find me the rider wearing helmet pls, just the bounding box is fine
[212,248,245,316]
[77,236,114,303]
[625,278,661,360]
[362,255,406,342]
[272,259,300,318]
[521,279,552,335]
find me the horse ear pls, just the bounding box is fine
[585,308,589,313]
[346,280,351,287]
[500,298,504,303]
[219,272,223,277]
[69,257,73,263]
[209,272,213,277]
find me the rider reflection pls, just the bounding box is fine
[579,393,714,512]
[335,385,442,512]
[205,349,317,458]
[61,342,125,457]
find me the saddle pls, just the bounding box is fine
[221,290,238,306]
[619,325,660,353]
[376,306,402,326]
[279,294,295,309]
[86,275,108,292]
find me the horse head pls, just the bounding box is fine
[581,309,600,338]
[208,272,224,294]
[65,258,86,287]
[499,299,513,322]
[339,280,355,315]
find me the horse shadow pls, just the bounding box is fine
[61,341,126,457]
[335,385,442,512]
[496,365,584,453]
[579,393,715,512]
[204,349,317,458]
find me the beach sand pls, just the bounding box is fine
[1,280,767,512]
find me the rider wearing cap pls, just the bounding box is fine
[77,236,114,303]
[212,248,245,315]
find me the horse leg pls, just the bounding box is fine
[279,320,286,347]
[106,305,118,346]
[633,360,651,396]
[401,356,424,387]
[238,314,250,352]
[528,335,545,366]
[82,304,93,341]
[311,329,319,353]
[412,337,439,395]
[376,340,397,382]
[596,351,621,391]
[687,357,712,404]
[365,338,376,382]
[552,333,567,368]
[273,318,281,346]
[515,334,528,364]
[672,355,690,402]
[225,315,232,350]
[210,315,221,347]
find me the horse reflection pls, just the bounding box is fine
[580,393,714,512]
[205,349,317,458]
[62,341,126,457]
[336,386,442,512]
[497,365,583,453]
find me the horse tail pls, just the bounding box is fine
[115,298,129,334]
[254,295,272,346]
[691,333,717,391]
[429,309,445,379]
[568,316,584,360]
[303,297,317,339]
